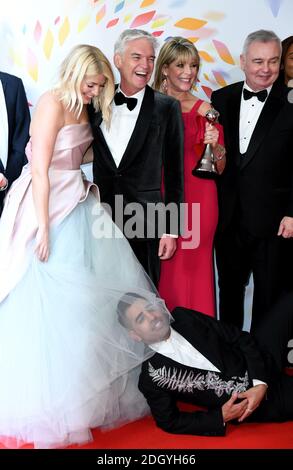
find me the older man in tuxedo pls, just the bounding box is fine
[118,292,293,436]
[211,30,293,331]
[89,29,184,286]
[0,72,30,213]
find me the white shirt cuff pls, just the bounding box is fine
[253,379,268,387]
[162,233,178,238]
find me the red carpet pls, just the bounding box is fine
[77,415,293,450]
[1,410,293,466]
[2,414,292,450]
[2,378,293,451]
[78,393,293,450]
[1,403,293,450]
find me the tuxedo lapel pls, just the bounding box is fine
[240,83,284,170]
[96,127,118,170]
[0,74,9,170]
[91,109,103,129]
[225,83,242,165]
[173,320,224,372]
[118,85,154,170]
[0,74,7,93]
[90,107,117,170]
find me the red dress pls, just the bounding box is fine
[159,100,223,317]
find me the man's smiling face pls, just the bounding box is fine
[114,38,155,96]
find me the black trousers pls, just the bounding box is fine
[248,292,293,422]
[128,238,160,287]
[215,224,291,331]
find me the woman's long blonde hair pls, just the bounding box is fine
[54,44,114,127]
[153,37,200,92]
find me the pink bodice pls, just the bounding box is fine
[25,123,93,170]
[0,123,96,302]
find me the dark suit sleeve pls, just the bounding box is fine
[4,77,30,187]
[162,99,184,234]
[211,89,224,123]
[213,320,268,382]
[211,90,217,106]
[138,368,226,436]
[283,99,293,217]
[173,307,268,383]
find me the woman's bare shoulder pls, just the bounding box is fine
[197,100,213,116]
[35,90,62,111]
[31,91,64,133]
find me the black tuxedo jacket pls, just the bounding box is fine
[211,80,293,236]
[88,85,184,238]
[138,307,272,436]
[0,72,30,212]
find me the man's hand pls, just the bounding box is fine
[278,216,293,238]
[222,392,248,423]
[236,384,267,422]
[0,173,8,190]
[215,155,226,175]
[158,236,177,260]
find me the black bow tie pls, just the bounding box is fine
[243,88,268,102]
[114,92,137,111]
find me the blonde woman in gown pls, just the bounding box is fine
[0,45,161,449]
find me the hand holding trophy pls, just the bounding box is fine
[192,108,220,179]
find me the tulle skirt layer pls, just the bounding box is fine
[0,194,155,448]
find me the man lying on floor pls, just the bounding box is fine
[117,291,293,436]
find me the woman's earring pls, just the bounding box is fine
[160,76,168,94]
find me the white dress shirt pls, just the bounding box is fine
[100,86,174,239]
[150,327,220,371]
[150,327,266,387]
[100,87,145,167]
[239,83,272,154]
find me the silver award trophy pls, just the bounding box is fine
[192,108,220,179]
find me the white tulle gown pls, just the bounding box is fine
[0,123,157,449]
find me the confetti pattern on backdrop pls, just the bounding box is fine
[130,11,156,28]
[43,29,54,59]
[33,21,42,43]
[27,48,38,82]
[96,5,106,24]
[59,17,70,45]
[4,0,288,105]
[266,0,283,17]
[174,17,207,30]
[78,14,91,33]
[212,40,235,65]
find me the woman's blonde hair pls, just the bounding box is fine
[54,44,114,127]
[153,37,200,91]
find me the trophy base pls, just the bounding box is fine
[192,168,218,179]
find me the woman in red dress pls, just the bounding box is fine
[153,37,225,317]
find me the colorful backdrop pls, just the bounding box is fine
[1,0,292,326]
[1,0,293,108]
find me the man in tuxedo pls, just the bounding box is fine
[211,30,293,331]
[0,72,30,214]
[89,29,184,286]
[118,292,293,436]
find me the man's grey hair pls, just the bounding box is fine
[114,29,159,55]
[242,29,281,56]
